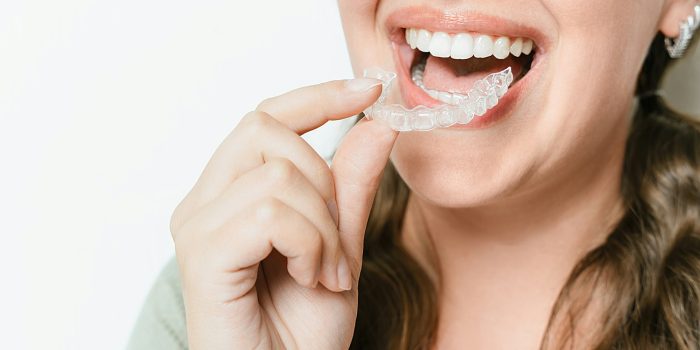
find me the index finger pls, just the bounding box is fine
[171,78,384,228]
[255,78,383,135]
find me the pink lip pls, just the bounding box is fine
[384,6,551,52]
[384,6,549,130]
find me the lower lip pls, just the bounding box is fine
[391,42,541,130]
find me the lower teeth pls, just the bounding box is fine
[362,66,513,132]
[411,61,459,104]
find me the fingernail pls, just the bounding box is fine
[344,78,382,93]
[337,255,352,291]
[326,199,339,227]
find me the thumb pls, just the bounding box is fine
[330,116,399,278]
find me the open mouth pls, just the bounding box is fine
[385,8,547,129]
[405,28,535,105]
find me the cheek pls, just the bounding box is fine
[527,0,659,174]
[337,0,393,77]
[540,0,659,115]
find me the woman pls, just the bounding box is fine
[127,0,700,349]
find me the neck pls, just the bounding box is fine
[401,142,626,348]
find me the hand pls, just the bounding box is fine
[169,77,399,349]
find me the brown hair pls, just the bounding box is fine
[349,33,700,349]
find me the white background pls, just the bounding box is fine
[2,1,699,349]
[1,1,353,349]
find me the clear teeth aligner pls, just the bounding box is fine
[362,66,513,131]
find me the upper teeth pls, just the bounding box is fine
[405,28,534,59]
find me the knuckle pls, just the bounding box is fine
[264,158,298,185]
[239,110,259,125]
[255,97,274,112]
[253,197,285,223]
[239,110,273,133]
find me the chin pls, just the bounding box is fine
[389,140,529,209]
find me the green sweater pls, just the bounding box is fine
[127,257,189,349]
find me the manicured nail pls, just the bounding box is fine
[344,78,382,92]
[336,255,352,291]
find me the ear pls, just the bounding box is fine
[659,0,698,37]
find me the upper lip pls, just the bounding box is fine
[384,6,550,55]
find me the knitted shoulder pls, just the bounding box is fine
[126,256,188,350]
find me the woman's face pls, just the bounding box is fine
[337,0,664,208]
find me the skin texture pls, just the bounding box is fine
[171,0,698,349]
[170,79,399,349]
[338,0,697,348]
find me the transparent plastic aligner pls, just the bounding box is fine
[362,66,513,132]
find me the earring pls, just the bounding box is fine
[665,4,700,58]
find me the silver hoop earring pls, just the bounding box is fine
[665,4,700,58]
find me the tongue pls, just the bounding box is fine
[422,55,522,94]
